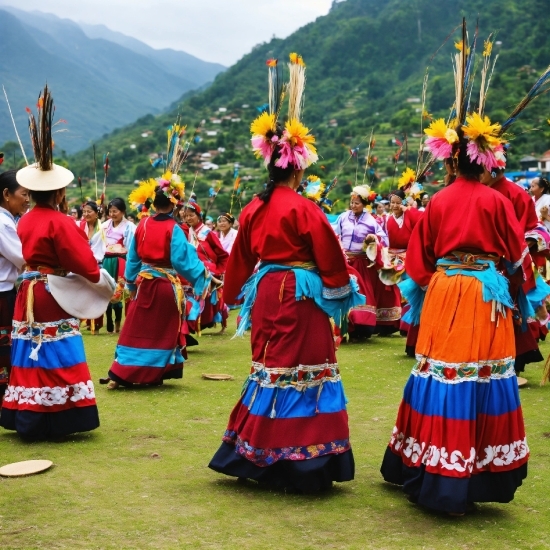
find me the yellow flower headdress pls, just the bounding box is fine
[461,112,506,171]
[128,171,185,219]
[397,167,424,200]
[301,175,325,202]
[250,53,317,171]
[398,167,416,189]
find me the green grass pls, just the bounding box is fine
[1,315,550,549]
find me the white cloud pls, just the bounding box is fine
[0,0,333,65]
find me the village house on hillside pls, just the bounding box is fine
[520,151,550,174]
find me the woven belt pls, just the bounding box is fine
[26,266,68,277]
[437,251,499,271]
[261,260,317,270]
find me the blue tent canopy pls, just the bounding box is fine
[506,171,541,180]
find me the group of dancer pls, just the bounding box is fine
[1,27,550,516]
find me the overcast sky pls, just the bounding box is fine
[2,0,334,65]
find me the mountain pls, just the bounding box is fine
[24,0,550,214]
[0,6,225,153]
[78,22,224,86]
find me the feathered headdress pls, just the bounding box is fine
[424,119,459,160]
[129,171,185,219]
[276,118,318,170]
[398,167,416,190]
[451,19,477,126]
[129,114,193,218]
[499,64,550,134]
[287,52,306,122]
[397,167,424,201]
[462,112,506,171]
[423,20,474,163]
[165,119,191,174]
[478,33,499,118]
[422,23,507,172]
[300,175,325,203]
[16,84,74,191]
[250,53,318,171]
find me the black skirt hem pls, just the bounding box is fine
[107,366,183,387]
[0,406,100,441]
[514,348,544,374]
[380,447,527,514]
[209,441,355,492]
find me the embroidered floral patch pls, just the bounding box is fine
[3,381,96,407]
[0,325,11,347]
[223,431,350,466]
[389,426,529,473]
[12,319,81,343]
[412,355,515,384]
[351,304,377,314]
[322,284,352,300]
[376,306,402,321]
[247,361,340,390]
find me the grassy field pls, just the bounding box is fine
[1,315,550,549]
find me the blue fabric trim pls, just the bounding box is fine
[21,271,42,281]
[517,287,533,332]
[210,288,219,306]
[398,277,425,326]
[400,258,514,326]
[322,283,352,300]
[187,296,202,321]
[436,258,514,310]
[115,344,181,368]
[124,236,142,283]
[11,336,86,369]
[403,372,521,420]
[235,263,365,337]
[241,380,347,418]
[171,224,209,295]
[527,273,550,309]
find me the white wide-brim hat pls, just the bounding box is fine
[47,269,116,320]
[16,163,74,191]
[351,185,371,200]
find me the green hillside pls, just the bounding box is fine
[11,0,550,215]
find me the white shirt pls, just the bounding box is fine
[391,213,405,228]
[217,228,238,254]
[0,207,25,291]
[534,194,550,232]
[80,220,106,263]
[101,218,136,250]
